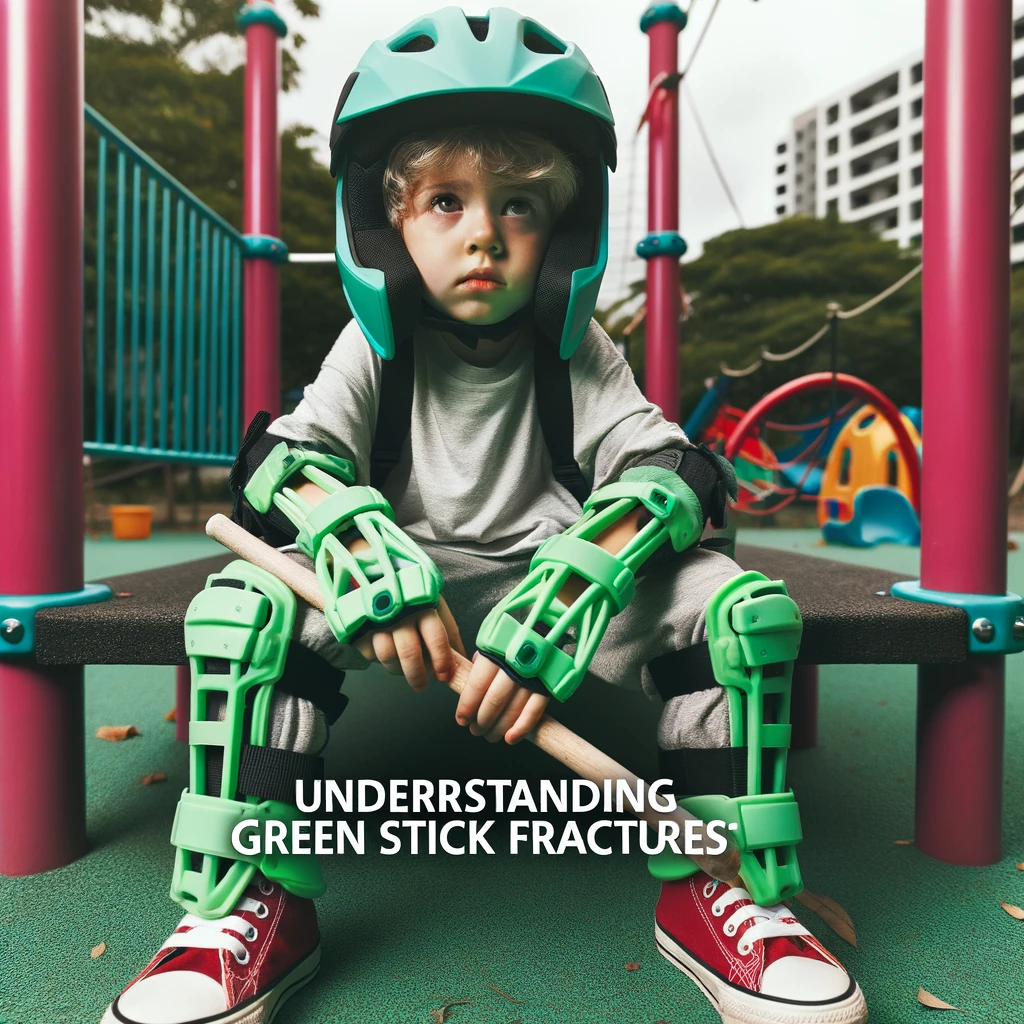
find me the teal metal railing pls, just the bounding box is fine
[83,105,243,465]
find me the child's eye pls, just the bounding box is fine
[504,198,534,217]
[430,194,461,214]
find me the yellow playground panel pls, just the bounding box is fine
[818,404,922,526]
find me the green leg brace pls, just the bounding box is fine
[169,559,325,919]
[649,571,804,906]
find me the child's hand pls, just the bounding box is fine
[455,653,549,744]
[353,595,466,692]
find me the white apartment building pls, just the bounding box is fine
[774,9,1024,261]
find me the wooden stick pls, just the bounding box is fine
[205,513,741,883]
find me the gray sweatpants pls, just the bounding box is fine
[268,540,744,757]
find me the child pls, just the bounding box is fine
[101,9,867,1024]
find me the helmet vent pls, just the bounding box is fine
[466,16,490,41]
[523,28,566,55]
[393,33,435,53]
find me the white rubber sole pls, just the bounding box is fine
[655,923,867,1024]
[101,944,322,1024]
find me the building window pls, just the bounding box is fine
[1015,55,1024,80]
[911,62,923,84]
[827,136,839,155]
[826,167,839,186]
[826,198,838,215]
[1015,93,1024,117]
[776,205,787,216]
[795,193,803,204]
[776,184,787,195]
[796,130,804,142]
[911,164,922,186]
[909,233,922,246]
[911,97,922,119]
[795,152,803,165]
[910,200,922,221]
[777,142,787,154]
[1014,186,1024,209]
[912,132,923,152]
[1015,16,1024,40]
[1014,130,1024,152]
[776,163,787,175]
[1014,223,1024,244]
[795,174,803,185]
[826,104,839,124]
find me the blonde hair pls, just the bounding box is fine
[383,125,579,228]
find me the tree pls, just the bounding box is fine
[599,214,922,427]
[84,0,350,400]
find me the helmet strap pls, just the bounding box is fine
[419,301,532,350]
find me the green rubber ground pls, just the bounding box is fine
[1,530,1022,1024]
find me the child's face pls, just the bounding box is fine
[400,156,553,326]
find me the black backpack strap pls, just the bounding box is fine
[534,338,590,508]
[370,338,415,491]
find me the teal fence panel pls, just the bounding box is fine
[83,105,244,465]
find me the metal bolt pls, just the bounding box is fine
[1,618,24,644]
[972,618,995,643]
[1015,617,1024,642]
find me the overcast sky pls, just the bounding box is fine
[174,1,927,298]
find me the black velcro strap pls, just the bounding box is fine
[646,642,719,701]
[276,644,350,725]
[370,338,415,491]
[534,338,590,508]
[237,744,325,806]
[658,746,747,798]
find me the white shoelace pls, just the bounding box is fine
[703,879,810,957]
[158,896,269,966]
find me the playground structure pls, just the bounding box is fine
[0,0,1020,909]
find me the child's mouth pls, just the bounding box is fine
[459,279,503,291]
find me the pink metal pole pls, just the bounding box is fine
[641,7,686,424]
[0,0,88,873]
[915,0,1011,865]
[242,0,285,424]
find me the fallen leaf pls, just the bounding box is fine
[625,962,641,971]
[1016,862,1024,871]
[90,942,106,959]
[999,900,1024,920]
[878,699,888,705]
[794,890,857,947]
[1009,539,1019,551]
[165,708,176,722]
[430,1000,470,1023]
[114,591,133,598]
[893,839,913,846]
[140,771,167,786]
[486,984,524,1004]
[917,987,965,1011]
[96,725,140,742]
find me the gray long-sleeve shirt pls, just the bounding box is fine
[269,318,688,559]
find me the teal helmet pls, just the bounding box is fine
[328,6,617,360]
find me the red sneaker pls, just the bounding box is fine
[101,876,320,1024]
[655,873,867,1024]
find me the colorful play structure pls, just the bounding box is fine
[0,0,1020,934]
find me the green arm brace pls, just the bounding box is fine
[244,442,443,643]
[475,467,704,701]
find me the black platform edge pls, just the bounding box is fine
[31,543,967,667]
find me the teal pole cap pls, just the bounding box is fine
[237,2,288,39]
[640,4,688,34]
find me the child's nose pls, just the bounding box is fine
[465,210,504,255]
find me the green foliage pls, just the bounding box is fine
[599,215,922,427]
[85,0,349,402]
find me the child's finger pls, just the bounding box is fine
[436,597,467,658]
[483,686,533,743]
[371,630,401,675]
[473,672,517,734]
[391,621,430,691]
[455,653,499,725]
[504,692,550,745]
[417,609,455,682]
